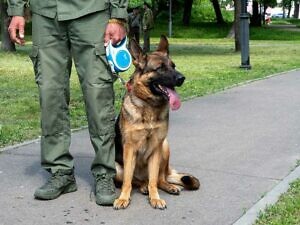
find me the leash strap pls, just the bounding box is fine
[112,72,126,86]
[112,72,132,99]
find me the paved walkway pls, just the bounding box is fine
[0,70,300,225]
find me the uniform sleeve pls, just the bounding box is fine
[142,11,149,28]
[7,0,26,16]
[109,0,128,21]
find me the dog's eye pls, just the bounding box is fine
[154,65,164,71]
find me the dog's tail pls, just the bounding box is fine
[167,169,200,190]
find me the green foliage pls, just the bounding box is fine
[281,0,293,8]
[128,0,153,8]
[221,8,234,22]
[187,0,233,23]
[155,0,234,27]
[191,0,216,22]
[128,0,144,8]
[255,179,300,225]
[259,0,277,7]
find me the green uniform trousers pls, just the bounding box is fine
[29,11,116,175]
[143,29,150,53]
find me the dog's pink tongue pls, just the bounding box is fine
[166,87,181,111]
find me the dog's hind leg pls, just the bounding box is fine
[139,182,149,195]
[115,162,149,195]
[158,139,181,195]
[158,179,181,195]
[167,169,200,190]
[114,162,124,188]
[161,139,200,191]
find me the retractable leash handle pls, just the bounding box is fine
[106,36,132,74]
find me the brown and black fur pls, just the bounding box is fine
[113,36,200,210]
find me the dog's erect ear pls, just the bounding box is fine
[129,38,146,69]
[157,35,169,55]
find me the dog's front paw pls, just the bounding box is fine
[149,198,167,210]
[113,198,130,210]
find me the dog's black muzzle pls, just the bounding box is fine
[175,71,185,87]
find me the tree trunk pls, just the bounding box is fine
[263,4,267,25]
[210,0,225,24]
[287,5,291,18]
[0,1,16,51]
[294,2,300,19]
[182,0,193,26]
[250,0,261,27]
[234,0,240,52]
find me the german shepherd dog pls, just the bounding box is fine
[113,36,200,210]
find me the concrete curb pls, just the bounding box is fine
[233,165,300,225]
[0,126,88,153]
[0,138,40,153]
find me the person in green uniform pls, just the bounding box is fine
[7,0,128,206]
[128,7,141,44]
[142,2,153,53]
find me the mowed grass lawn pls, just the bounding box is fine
[255,178,300,225]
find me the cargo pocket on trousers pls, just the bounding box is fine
[94,43,117,83]
[29,45,42,85]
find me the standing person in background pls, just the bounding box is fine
[128,7,141,44]
[7,0,127,206]
[142,2,154,53]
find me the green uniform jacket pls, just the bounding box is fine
[7,0,128,21]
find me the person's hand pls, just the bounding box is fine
[104,20,127,46]
[8,16,26,45]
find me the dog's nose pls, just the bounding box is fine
[175,73,185,87]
